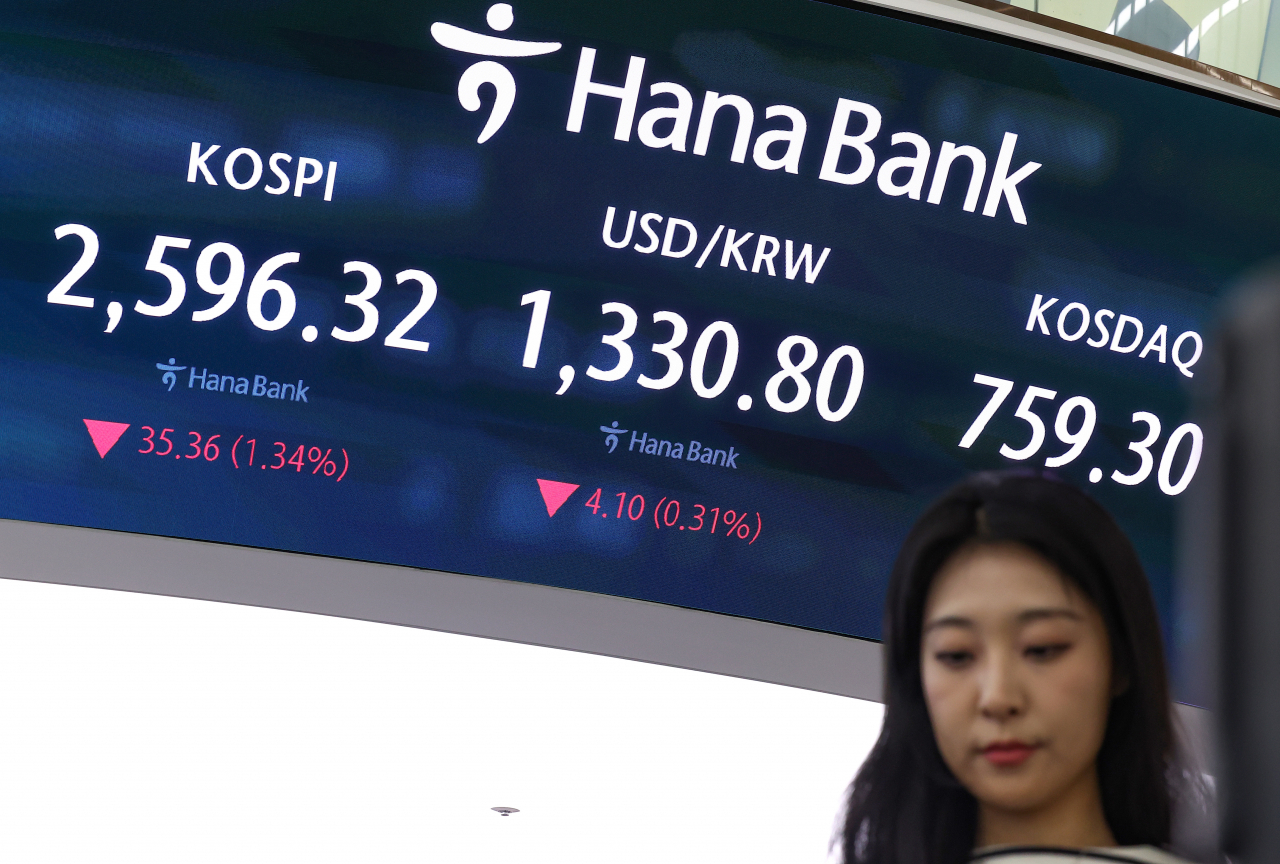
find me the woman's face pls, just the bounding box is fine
[920,541,1113,817]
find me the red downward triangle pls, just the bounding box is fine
[536,478,579,517]
[83,419,130,458]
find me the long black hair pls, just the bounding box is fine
[840,471,1174,864]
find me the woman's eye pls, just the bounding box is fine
[934,650,973,668]
[1024,643,1070,662]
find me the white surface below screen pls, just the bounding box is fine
[0,578,883,863]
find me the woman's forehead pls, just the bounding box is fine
[924,541,1086,623]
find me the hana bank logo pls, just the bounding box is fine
[600,420,628,454]
[157,358,187,391]
[431,3,561,143]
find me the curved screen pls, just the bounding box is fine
[0,0,1263,647]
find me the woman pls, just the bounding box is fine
[840,470,1193,864]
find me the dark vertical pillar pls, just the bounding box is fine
[1213,281,1280,863]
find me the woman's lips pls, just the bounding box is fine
[982,741,1038,767]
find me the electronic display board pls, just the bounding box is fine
[0,0,1260,648]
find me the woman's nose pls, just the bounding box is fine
[977,656,1025,720]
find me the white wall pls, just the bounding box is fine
[0,578,883,863]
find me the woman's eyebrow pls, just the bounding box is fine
[923,615,974,632]
[1016,607,1082,624]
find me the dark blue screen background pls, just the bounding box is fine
[1,0,1271,699]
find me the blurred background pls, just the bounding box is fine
[995,0,1280,83]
